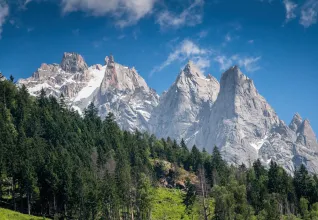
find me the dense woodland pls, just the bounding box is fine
[1,75,318,219]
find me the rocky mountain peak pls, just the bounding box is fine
[60,52,88,73]
[220,65,245,87]
[289,113,303,132]
[218,66,261,105]
[298,119,311,133]
[181,60,205,78]
[297,119,318,144]
[105,55,115,66]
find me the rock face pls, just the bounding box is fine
[18,53,318,174]
[18,53,159,132]
[94,55,159,131]
[149,61,220,145]
[60,52,88,73]
[18,53,101,102]
[289,113,303,132]
[195,66,280,165]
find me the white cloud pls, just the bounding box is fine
[150,39,210,76]
[283,0,297,22]
[192,56,210,70]
[300,0,318,28]
[61,0,156,27]
[248,39,254,44]
[214,55,234,71]
[237,56,261,72]
[215,55,261,72]
[156,0,204,29]
[0,2,9,39]
[263,0,318,28]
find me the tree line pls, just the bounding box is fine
[1,77,318,219]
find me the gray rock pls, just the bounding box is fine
[95,55,159,132]
[60,52,88,73]
[149,61,220,145]
[289,113,303,132]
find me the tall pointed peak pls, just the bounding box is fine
[289,113,303,132]
[300,119,313,131]
[296,119,318,148]
[221,65,243,80]
[60,52,88,73]
[180,60,204,78]
[219,65,252,91]
[298,119,316,137]
[105,54,115,66]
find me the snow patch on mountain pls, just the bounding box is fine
[73,65,106,102]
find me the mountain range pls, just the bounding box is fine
[18,52,318,174]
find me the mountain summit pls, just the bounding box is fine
[60,52,88,73]
[149,61,219,144]
[18,53,318,174]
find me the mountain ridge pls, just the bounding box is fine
[17,52,318,174]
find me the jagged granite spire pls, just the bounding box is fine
[297,119,318,149]
[196,65,280,166]
[182,60,205,78]
[96,54,159,131]
[149,61,220,145]
[105,54,115,67]
[60,52,88,73]
[289,113,303,132]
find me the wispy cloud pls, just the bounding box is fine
[150,39,210,76]
[214,55,235,71]
[156,0,204,29]
[300,0,318,28]
[237,56,261,72]
[248,39,255,44]
[263,0,317,28]
[215,55,261,72]
[283,0,297,22]
[0,2,9,39]
[61,0,156,28]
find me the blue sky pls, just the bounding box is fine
[0,0,318,132]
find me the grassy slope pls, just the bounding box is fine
[152,187,189,220]
[0,208,49,220]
